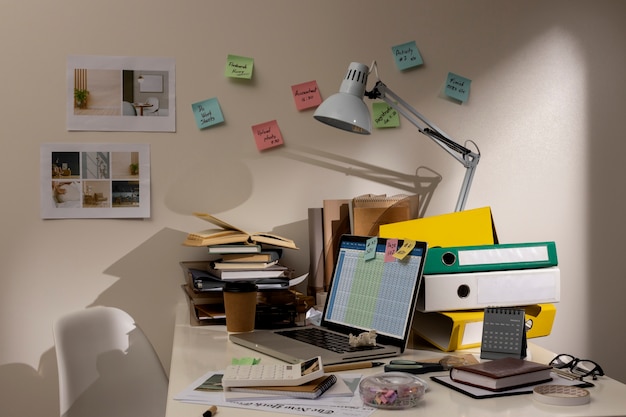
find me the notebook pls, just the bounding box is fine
[223,374,350,401]
[230,235,427,365]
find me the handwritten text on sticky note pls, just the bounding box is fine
[225,54,254,79]
[393,239,416,260]
[251,120,284,151]
[365,237,378,261]
[392,41,424,71]
[445,72,471,102]
[373,102,400,128]
[384,239,399,262]
[191,98,224,129]
[291,80,322,111]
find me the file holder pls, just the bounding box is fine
[480,307,527,359]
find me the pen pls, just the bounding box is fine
[324,361,384,373]
[203,405,218,417]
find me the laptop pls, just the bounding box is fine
[230,235,428,365]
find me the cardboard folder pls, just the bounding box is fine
[413,304,556,352]
[418,267,560,312]
[351,194,419,236]
[379,206,498,248]
[423,241,558,275]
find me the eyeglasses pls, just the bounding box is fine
[550,354,605,380]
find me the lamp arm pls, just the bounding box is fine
[368,81,480,211]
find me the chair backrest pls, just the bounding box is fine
[145,96,159,115]
[122,101,136,116]
[53,306,168,417]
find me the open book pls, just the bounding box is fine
[183,212,299,249]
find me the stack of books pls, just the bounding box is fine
[180,259,299,328]
[412,241,560,352]
[180,213,301,328]
[182,212,299,290]
[180,261,227,326]
[191,244,293,290]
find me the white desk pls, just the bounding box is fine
[166,303,626,417]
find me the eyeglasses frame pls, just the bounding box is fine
[549,353,605,380]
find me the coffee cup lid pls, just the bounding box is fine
[223,280,258,292]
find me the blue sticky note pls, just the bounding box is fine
[365,237,377,261]
[445,72,471,102]
[391,41,423,70]
[191,98,224,129]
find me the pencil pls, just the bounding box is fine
[324,361,384,373]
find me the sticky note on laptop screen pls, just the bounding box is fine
[324,236,426,339]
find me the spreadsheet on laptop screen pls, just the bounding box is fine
[324,238,425,339]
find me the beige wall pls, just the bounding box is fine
[1,1,625,415]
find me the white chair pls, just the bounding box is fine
[144,96,160,116]
[53,306,168,417]
[122,101,137,116]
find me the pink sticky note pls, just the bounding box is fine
[251,120,284,151]
[384,239,399,262]
[291,80,322,111]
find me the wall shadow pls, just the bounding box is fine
[0,348,59,417]
[280,144,442,216]
[92,222,311,374]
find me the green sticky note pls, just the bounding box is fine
[365,237,378,261]
[191,97,224,130]
[392,41,423,70]
[373,102,400,128]
[225,54,254,79]
[445,72,471,102]
[231,357,260,365]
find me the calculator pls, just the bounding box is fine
[221,356,324,388]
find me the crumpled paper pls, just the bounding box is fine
[349,330,377,347]
[305,307,323,326]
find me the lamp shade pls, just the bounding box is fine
[314,62,372,134]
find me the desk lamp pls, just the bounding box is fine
[313,61,480,212]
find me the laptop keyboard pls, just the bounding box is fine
[276,327,384,354]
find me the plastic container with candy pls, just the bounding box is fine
[359,372,427,409]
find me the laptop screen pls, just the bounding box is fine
[322,235,427,341]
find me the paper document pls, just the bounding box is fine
[174,370,374,417]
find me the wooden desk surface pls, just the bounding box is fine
[165,303,626,417]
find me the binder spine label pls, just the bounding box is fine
[458,246,549,266]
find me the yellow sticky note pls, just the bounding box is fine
[393,239,416,260]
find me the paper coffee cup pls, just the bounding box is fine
[223,281,257,333]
